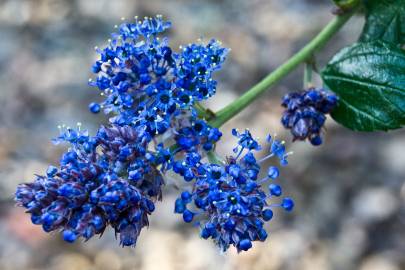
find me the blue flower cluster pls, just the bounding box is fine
[174,129,294,252]
[175,119,223,152]
[16,124,167,246]
[89,15,227,138]
[281,87,338,145]
[15,16,295,252]
[15,16,229,247]
[89,15,226,169]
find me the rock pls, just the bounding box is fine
[400,182,405,202]
[352,188,400,223]
[49,253,93,270]
[381,137,405,175]
[94,249,122,270]
[137,230,183,270]
[359,255,400,270]
[77,0,138,19]
[149,193,183,229]
[231,229,307,270]
[0,221,31,270]
[0,160,49,200]
[329,220,367,269]
[179,234,227,270]
[298,243,331,270]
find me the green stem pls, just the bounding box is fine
[208,8,357,128]
[195,102,215,120]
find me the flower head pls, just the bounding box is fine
[174,130,293,252]
[281,87,338,145]
[15,124,167,246]
[89,16,227,130]
[175,119,222,152]
[16,16,230,247]
[89,16,228,157]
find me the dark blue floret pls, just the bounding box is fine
[281,197,295,211]
[182,209,194,223]
[267,166,279,179]
[174,198,186,213]
[269,184,282,196]
[281,87,338,145]
[89,102,101,114]
[46,166,58,177]
[262,209,273,221]
[63,230,77,243]
[232,128,261,153]
[239,239,253,251]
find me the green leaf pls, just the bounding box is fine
[360,0,405,45]
[322,41,405,131]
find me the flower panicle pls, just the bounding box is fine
[281,87,338,146]
[15,15,296,254]
[88,16,228,157]
[88,16,228,136]
[174,129,294,252]
[15,123,169,247]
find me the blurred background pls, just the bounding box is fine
[0,0,404,269]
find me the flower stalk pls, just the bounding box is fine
[195,102,216,120]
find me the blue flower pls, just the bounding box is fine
[172,152,203,182]
[175,40,229,100]
[174,130,294,252]
[175,120,222,152]
[232,129,261,155]
[17,15,235,250]
[15,123,168,246]
[281,87,338,145]
[89,16,228,159]
[89,16,227,131]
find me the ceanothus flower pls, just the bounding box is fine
[89,15,228,159]
[174,129,294,252]
[175,40,228,100]
[15,16,231,248]
[281,87,338,145]
[15,124,167,246]
[89,16,228,134]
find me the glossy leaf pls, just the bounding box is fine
[360,0,405,45]
[322,41,405,131]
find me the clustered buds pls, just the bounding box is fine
[281,88,338,145]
